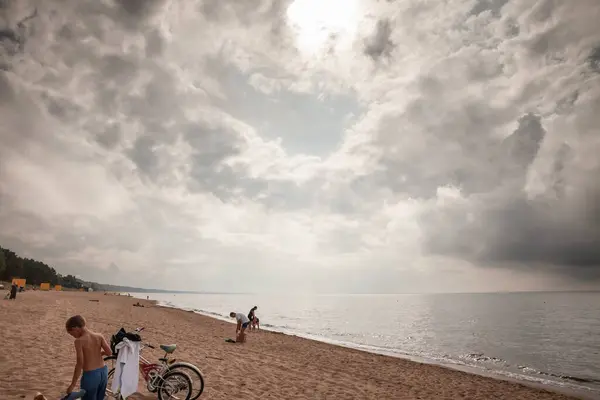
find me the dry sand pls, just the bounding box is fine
[0,291,584,400]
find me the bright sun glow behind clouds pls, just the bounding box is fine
[286,0,362,55]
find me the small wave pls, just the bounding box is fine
[157,300,179,309]
[461,352,507,365]
[533,369,600,385]
[461,354,600,388]
[193,308,226,318]
[558,375,600,384]
[511,364,600,386]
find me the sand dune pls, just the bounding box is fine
[0,291,583,399]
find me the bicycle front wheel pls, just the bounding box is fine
[157,370,193,400]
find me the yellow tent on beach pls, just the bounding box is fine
[40,283,50,291]
[54,285,62,291]
[12,278,26,288]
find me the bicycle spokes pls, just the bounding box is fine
[159,374,190,400]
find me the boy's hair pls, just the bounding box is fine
[66,315,86,330]
[230,312,236,317]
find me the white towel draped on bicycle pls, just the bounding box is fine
[112,338,140,398]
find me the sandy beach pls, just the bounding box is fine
[0,291,584,400]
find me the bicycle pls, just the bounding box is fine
[105,327,204,400]
[104,352,192,400]
[134,327,204,399]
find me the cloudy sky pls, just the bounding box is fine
[1,0,599,293]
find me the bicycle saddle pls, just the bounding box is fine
[160,344,177,353]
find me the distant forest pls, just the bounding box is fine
[0,245,177,293]
[0,245,83,288]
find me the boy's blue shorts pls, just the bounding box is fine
[80,366,108,400]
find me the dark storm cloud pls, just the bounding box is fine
[128,135,161,180]
[362,73,516,199]
[181,120,265,200]
[420,112,600,279]
[78,0,168,32]
[498,113,544,172]
[198,0,289,24]
[469,0,509,17]
[195,0,293,52]
[589,45,600,73]
[356,0,600,281]
[422,187,600,280]
[115,0,166,18]
[483,203,600,272]
[408,81,600,277]
[0,71,13,102]
[0,6,36,50]
[145,29,165,57]
[2,0,255,194]
[549,143,572,198]
[94,123,123,150]
[363,19,394,61]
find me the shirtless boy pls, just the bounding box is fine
[65,315,112,400]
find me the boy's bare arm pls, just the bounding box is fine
[100,334,112,357]
[68,339,84,392]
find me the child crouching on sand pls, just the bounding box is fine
[65,315,112,400]
[251,316,260,330]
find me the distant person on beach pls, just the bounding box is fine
[247,306,258,330]
[9,283,17,300]
[252,316,260,330]
[230,311,250,343]
[65,315,112,399]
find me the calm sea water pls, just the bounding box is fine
[133,291,600,397]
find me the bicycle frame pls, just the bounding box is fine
[140,358,163,382]
[105,346,168,395]
[140,348,170,392]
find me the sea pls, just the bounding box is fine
[130,291,600,398]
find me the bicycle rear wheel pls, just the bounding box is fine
[167,364,205,399]
[157,370,193,400]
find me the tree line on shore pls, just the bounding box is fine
[0,245,82,288]
[0,245,164,293]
